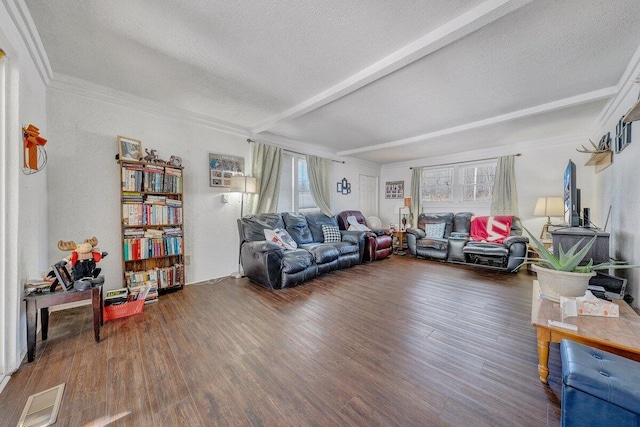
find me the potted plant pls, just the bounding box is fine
[521,228,636,301]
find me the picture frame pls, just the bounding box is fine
[336,182,343,193]
[117,136,142,161]
[615,117,632,153]
[52,262,74,292]
[209,153,244,187]
[385,181,404,199]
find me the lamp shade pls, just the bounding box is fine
[404,197,412,208]
[229,176,258,194]
[534,197,564,217]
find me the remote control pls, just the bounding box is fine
[548,320,578,331]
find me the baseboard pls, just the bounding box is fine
[0,374,11,394]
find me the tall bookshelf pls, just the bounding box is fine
[118,159,185,302]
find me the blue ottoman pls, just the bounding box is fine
[561,339,640,427]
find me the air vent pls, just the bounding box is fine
[17,383,65,427]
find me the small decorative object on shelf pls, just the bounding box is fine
[117,154,185,302]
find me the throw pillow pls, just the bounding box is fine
[424,222,446,238]
[322,225,342,243]
[264,228,298,250]
[470,216,513,243]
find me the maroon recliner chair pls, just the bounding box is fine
[336,210,393,261]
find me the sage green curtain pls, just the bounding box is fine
[410,167,421,228]
[306,155,332,216]
[490,155,519,216]
[247,142,282,214]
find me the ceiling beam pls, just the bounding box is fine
[337,87,617,156]
[251,0,533,134]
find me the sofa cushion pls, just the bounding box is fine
[241,213,284,242]
[463,242,509,257]
[305,212,339,242]
[470,216,513,244]
[282,212,313,244]
[322,225,341,242]
[281,249,314,274]
[418,213,455,237]
[424,222,446,238]
[417,237,448,251]
[300,244,340,264]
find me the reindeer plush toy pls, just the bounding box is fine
[58,236,108,281]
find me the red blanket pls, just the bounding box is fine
[470,216,513,244]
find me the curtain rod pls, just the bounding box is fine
[409,153,521,169]
[247,138,345,164]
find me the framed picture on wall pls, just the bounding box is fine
[209,153,244,187]
[385,181,404,199]
[615,116,632,153]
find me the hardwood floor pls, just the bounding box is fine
[0,256,563,426]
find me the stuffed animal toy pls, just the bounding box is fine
[58,236,108,281]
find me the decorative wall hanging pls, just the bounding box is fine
[615,116,632,153]
[336,177,351,195]
[385,180,404,199]
[22,124,47,174]
[209,153,244,187]
[117,136,142,161]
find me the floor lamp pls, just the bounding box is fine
[230,176,258,279]
[399,197,412,231]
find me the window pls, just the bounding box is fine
[420,161,496,205]
[277,152,318,212]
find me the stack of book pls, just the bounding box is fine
[104,288,128,306]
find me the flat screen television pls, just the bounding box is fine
[564,160,580,227]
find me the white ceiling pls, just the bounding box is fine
[24,0,640,164]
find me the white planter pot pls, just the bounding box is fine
[532,264,595,302]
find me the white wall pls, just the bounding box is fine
[379,138,596,236]
[1,1,49,374]
[46,87,251,290]
[331,159,380,215]
[593,59,640,305]
[46,85,381,291]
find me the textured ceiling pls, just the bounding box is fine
[24,0,640,164]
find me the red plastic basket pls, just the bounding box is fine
[103,300,144,321]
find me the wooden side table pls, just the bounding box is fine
[24,285,103,362]
[392,231,407,255]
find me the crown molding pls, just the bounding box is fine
[381,132,587,171]
[595,42,640,130]
[50,74,250,137]
[2,0,52,85]
[251,132,380,169]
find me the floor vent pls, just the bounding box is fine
[18,383,65,427]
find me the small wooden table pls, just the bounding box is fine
[531,280,640,383]
[24,285,103,362]
[392,231,407,255]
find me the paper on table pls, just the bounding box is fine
[561,291,619,318]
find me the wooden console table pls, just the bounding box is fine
[530,280,640,383]
[24,285,103,362]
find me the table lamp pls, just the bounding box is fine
[534,197,564,239]
[230,176,258,278]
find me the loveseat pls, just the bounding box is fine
[406,212,528,272]
[336,210,393,261]
[237,212,364,289]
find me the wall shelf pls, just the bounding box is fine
[584,150,612,173]
[623,98,640,123]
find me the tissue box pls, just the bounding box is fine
[577,299,619,317]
